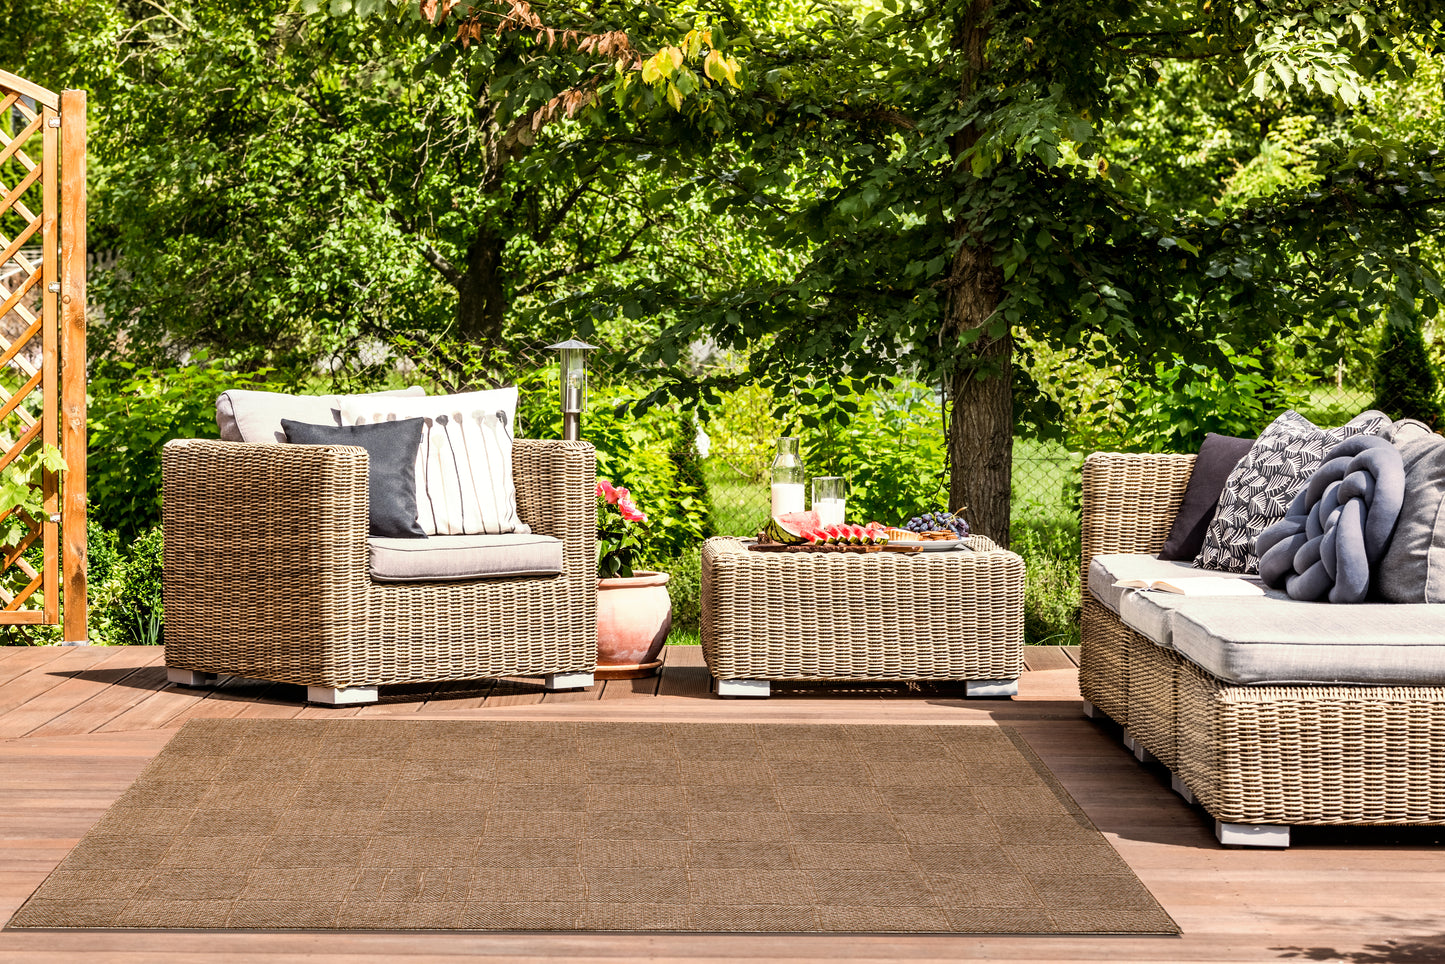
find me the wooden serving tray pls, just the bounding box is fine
[748,543,884,554]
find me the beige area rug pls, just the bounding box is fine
[9,719,1177,934]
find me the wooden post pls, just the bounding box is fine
[60,89,87,645]
[40,103,59,626]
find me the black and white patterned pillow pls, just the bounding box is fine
[1195,409,1392,573]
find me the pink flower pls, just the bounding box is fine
[596,479,620,504]
[618,498,647,523]
[613,486,630,505]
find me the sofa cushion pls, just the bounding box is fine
[368,533,563,583]
[1088,553,1257,615]
[1197,409,1392,574]
[218,386,425,444]
[341,388,527,538]
[1157,434,1255,561]
[1377,429,1445,603]
[1170,601,1445,685]
[1118,590,1283,651]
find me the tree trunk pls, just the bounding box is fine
[944,0,1011,547]
[944,245,1011,546]
[456,225,506,346]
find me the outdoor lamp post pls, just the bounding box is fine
[546,338,598,441]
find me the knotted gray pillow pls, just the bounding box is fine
[1255,435,1406,603]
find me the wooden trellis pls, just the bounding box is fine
[0,69,86,642]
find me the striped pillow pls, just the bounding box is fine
[339,388,529,536]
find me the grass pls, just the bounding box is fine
[1294,387,1375,427]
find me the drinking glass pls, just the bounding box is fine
[812,476,846,527]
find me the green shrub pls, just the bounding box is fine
[88,361,276,541]
[801,382,948,525]
[576,395,714,559]
[1010,514,1082,646]
[653,549,701,636]
[0,521,166,645]
[1110,342,1275,453]
[87,522,165,646]
[1372,317,1444,428]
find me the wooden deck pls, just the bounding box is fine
[3,643,1444,963]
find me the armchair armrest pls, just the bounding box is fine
[1080,452,1196,587]
[513,439,596,577]
[162,439,373,672]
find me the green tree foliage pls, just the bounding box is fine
[17,0,1445,550]
[86,361,270,540]
[16,0,761,386]
[531,0,1444,540]
[1372,316,1444,427]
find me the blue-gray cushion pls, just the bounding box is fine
[1255,435,1406,603]
[281,418,426,539]
[368,533,563,583]
[1378,429,1445,603]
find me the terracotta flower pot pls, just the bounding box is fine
[596,570,672,680]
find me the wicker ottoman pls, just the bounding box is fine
[700,535,1025,697]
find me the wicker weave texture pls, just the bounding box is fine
[1125,625,1183,771]
[1079,598,1130,726]
[1078,453,1194,728]
[1177,659,1445,826]
[700,536,1024,682]
[162,438,598,689]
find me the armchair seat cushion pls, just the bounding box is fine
[368,533,564,583]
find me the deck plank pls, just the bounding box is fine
[0,647,154,739]
[1024,645,1076,672]
[0,646,72,688]
[24,650,168,738]
[3,645,1445,963]
[479,676,547,708]
[656,644,712,699]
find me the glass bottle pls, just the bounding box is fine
[770,437,805,516]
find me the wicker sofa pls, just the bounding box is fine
[1080,452,1445,847]
[161,437,598,704]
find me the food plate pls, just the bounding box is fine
[917,538,970,552]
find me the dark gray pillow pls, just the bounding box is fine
[1158,434,1255,561]
[1378,431,1445,603]
[281,418,426,539]
[1196,409,1393,573]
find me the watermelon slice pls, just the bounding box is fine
[764,510,823,545]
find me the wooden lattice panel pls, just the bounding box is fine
[0,70,86,635]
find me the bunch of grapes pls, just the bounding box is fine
[904,510,970,538]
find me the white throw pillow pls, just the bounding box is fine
[216,386,426,443]
[339,388,528,536]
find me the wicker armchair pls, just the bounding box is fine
[161,438,598,704]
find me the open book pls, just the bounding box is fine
[1113,576,1264,597]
